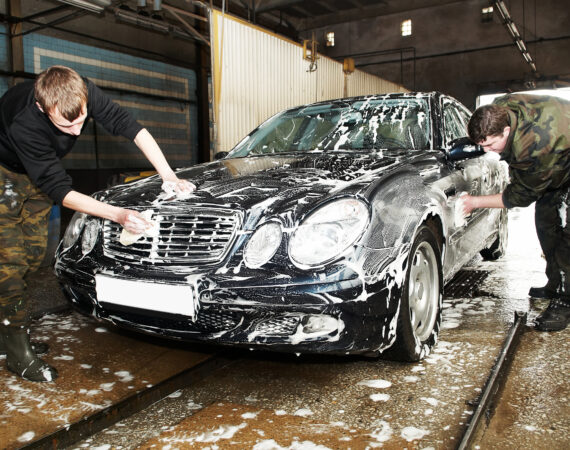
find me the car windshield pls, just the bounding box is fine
[229,97,431,157]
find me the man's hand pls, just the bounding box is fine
[461,193,505,216]
[117,209,151,234]
[461,194,477,216]
[161,177,196,196]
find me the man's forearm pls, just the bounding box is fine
[62,190,150,233]
[133,128,176,181]
[62,190,122,222]
[470,193,505,209]
[462,192,505,215]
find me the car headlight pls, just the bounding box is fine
[244,222,283,268]
[61,212,87,250]
[81,218,101,255]
[289,198,369,267]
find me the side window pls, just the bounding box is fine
[443,103,467,144]
[455,105,472,134]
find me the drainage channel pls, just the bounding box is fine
[23,353,236,449]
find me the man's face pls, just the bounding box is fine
[478,126,510,154]
[47,105,87,136]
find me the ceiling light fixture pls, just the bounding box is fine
[493,0,537,73]
[57,0,110,14]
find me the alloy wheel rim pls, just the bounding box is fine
[408,241,439,342]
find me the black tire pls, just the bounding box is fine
[480,209,508,260]
[387,225,443,362]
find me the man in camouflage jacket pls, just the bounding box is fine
[463,93,570,331]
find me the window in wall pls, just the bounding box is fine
[481,6,494,22]
[401,19,412,37]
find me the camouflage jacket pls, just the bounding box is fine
[493,94,570,208]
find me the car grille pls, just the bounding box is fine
[102,207,242,266]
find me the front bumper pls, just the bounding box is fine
[55,252,402,355]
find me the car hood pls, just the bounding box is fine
[102,151,432,218]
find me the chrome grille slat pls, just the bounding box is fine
[103,207,242,266]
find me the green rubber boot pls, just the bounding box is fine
[1,327,58,382]
[0,337,49,356]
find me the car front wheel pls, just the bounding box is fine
[388,225,442,362]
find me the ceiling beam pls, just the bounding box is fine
[345,0,364,7]
[256,0,305,14]
[164,5,210,45]
[162,3,208,22]
[313,1,336,14]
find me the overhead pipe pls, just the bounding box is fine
[115,7,169,33]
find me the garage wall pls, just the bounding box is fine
[211,10,406,153]
[0,24,198,170]
[309,0,570,109]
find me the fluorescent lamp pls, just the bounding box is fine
[57,0,110,13]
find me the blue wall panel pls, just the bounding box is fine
[0,24,11,94]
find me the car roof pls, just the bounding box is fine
[283,91,444,112]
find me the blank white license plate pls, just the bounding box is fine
[95,275,197,319]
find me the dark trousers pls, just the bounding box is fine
[0,165,52,327]
[535,185,570,296]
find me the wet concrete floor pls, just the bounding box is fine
[1,206,568,449]
[0,313,214,449]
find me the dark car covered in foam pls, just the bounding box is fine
[55,92,508,361]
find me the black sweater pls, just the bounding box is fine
[0,79,143,204]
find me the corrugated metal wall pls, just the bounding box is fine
[346,69,407,98]
[211,11,406,153]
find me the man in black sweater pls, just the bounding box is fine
[0,65,194,382]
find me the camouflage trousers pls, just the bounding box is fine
[535,184,570,295]
[0,165,52,327]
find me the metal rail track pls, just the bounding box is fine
[457,310,528,450]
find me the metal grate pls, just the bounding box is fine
[103,207,242,266]
[254,316,300,336]
[444,269,491,299]
[105,305,242,334]
[194,310,242,332]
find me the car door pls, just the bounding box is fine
[441,98,492,269]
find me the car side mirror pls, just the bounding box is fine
[446,137,485,162]
[214,151,229,160]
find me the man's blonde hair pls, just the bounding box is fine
[35,66,87,121]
